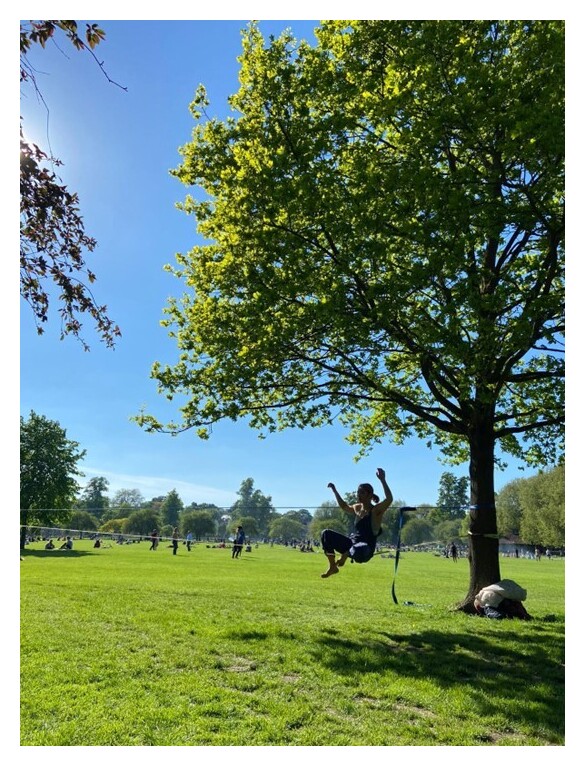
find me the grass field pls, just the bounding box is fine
[20,540,565,747]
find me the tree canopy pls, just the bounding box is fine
[122,508,162,537]
[180,509,217,539]
[229,478,275,535]
[495,478,524,538]
[495,464,564,547]
[429,472,469,523]
[519,465,564,547]
[161,489,184,527]
[111,489,145,510]
[77,476,110,519]
[308,501,349,539]
[139,21,564,609]
[269,515,305,542]
[69,510,98,533]
[20,411,86,547]
[232,516,259,537]
[401,517,435,546]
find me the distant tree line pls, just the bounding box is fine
[21,411,564,549]
[495,465,564,548]
[20,410,311,544]
[396,466,564,550]
[71,476,284,541]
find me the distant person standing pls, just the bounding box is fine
[186,531,193,552]
[149,529,159,551]
[232,526,245,559]
[450,542,458,562]
[535,546,542,561]
[172,527,179,555]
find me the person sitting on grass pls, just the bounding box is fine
[59,536,73,550]
[321,467,394,579]
[44,539,55,550]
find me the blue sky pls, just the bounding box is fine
[18,15,563,515]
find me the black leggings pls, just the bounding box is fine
[321,529,352,556]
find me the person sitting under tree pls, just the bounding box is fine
[321,467,394,578]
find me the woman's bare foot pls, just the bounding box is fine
[321,564,339,578]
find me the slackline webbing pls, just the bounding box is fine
[391,507,416,605]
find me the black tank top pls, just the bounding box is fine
[352,512,381,547]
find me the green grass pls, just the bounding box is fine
[20,541,565,746]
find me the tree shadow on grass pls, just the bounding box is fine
[312,625,564,741]
[21,549,95,559]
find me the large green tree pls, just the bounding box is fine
[269,515,305,542]
[435,519,466,545]
[401,518,435,547]
[161,489,184,527]
[429,472,469,523]
[495,478,524,538]
[229,478,275,535]
[108,489,145,520]
[519,464,564,548]
[77,476,110,520]
[111,488,145,508]
[20,411,86,548]
[308,501,348,540]
[99,518,126,534]
[180,509,217,539]
[232,516,259,537]
[69,510,98,534]
[122,508,162,537]
[140,21,564,610]
[289,509,313,528]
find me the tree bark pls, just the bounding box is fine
[457,423,501,612]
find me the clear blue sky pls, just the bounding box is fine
[18,16,557,514]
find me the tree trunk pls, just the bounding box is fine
[457,424,501,613]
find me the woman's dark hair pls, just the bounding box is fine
[358,483,374,495]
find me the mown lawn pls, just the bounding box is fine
[20,540,565,746]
